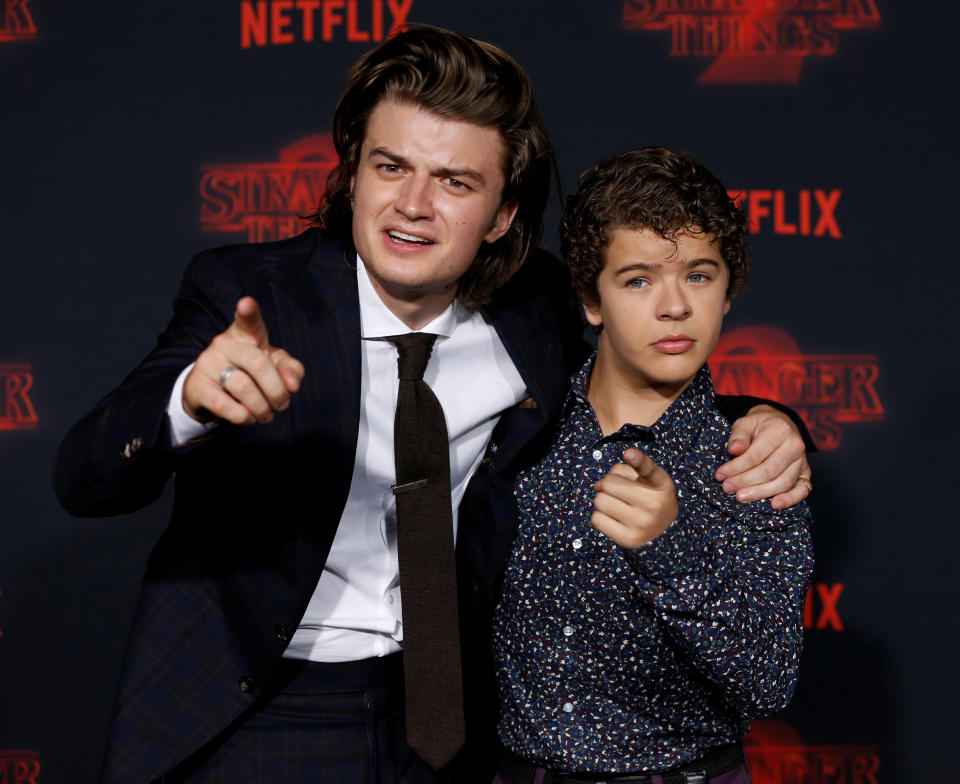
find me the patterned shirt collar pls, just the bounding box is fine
[565,353,716,456]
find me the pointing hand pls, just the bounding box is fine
[182,297,305,425]
[591,448,679,549]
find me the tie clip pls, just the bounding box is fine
[391,478,429,495]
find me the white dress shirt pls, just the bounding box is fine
[167,257,527,662]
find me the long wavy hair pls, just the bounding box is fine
[307,25,555,309]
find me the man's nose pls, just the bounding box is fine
[394,174,434,220]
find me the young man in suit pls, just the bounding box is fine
[55,27,812,784]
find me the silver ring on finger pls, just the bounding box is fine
[218,365,237,388]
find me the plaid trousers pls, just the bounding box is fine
[160,654,459,784]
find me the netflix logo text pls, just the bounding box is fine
[240,0,413,48]
[804,583,843,632]
[729,189,841,238]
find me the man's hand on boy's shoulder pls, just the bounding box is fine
[591,449,678,550]
[715,405,812,510]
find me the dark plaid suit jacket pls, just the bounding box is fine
[53,229,585,784]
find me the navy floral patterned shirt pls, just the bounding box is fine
[493,357,813,773]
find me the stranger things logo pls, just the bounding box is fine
[709,327,882,450]
[622,0,881,84]
[0,751,41,784]
[240,0,413,47]
[745,720,880,784]
[0,365,38,431]
[199,134,338,243]
[0,0,36,42]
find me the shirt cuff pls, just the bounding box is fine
[623,492,709,581]
[166,363,217,446]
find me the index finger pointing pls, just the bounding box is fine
[231,296,269,347]
[622,448,669,487]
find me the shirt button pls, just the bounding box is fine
[562,702,574,713]
[591,449,603,461]
[572,539,583,550]
[238,677,256,694]
[563,625,574,637]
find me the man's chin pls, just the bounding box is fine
[381,278,458,303]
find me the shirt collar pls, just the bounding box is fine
[356,254,458,339]
[566,353,715,448]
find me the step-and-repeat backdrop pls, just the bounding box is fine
[2,1,955,782]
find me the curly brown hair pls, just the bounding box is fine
[560,146,750,306]
[307,25,555,309]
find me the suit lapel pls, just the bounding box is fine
[483,292,568,472]
[283,238,362,445]
[269,236,363,601]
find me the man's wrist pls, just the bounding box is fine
[167,363,217,445]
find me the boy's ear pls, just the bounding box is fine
[723,299,731,315]
[583,297,603,327]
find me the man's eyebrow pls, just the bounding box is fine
[368,147,408,165]
[368,147,486,186]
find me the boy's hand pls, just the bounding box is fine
[715,404,811,509]
[592,448,678,549]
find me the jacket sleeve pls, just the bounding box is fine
[623,454,814,717]
[52,250,243,517]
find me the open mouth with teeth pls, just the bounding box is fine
[388,230,435,246]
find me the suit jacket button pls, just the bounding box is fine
[274,625,290,641]
[121,437,144,460]
[238,677,255,694]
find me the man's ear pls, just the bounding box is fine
[484,199,519,244]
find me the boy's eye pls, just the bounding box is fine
[687,272,710,283]
[627,278,649,288]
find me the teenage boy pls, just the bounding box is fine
[493,147,814,784]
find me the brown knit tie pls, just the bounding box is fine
[387,332,464,770]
